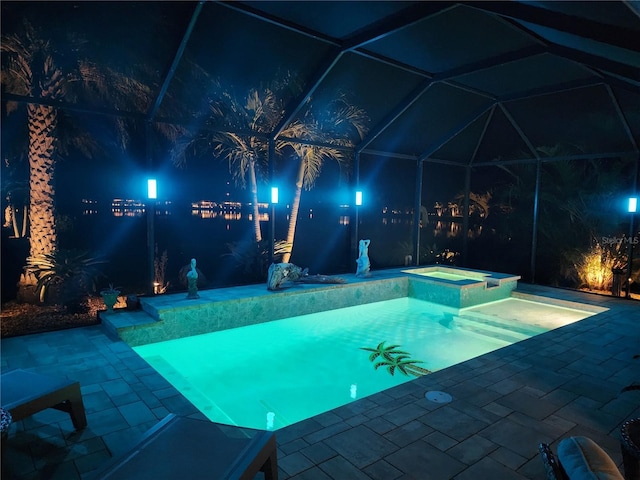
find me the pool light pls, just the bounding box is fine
[271,187,279,204]
[629,197,638,213]
[355,190,363,206]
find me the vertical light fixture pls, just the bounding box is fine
[270,187,278,264]
[147,178,157,199]
[354,190,362,254]
[627,196,637,298]
[147,178,157,295]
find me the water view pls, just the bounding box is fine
[57,199,471,292]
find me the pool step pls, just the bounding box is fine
[451,313,543,343]
[467,312,548,335]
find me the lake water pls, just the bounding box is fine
[51,202,465,293]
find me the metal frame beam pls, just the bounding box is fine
[466,1,640,51]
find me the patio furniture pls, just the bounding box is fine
[0,407,11,439]
[539,418,640,480]
[1,407,12,480]
[539,436,624,480]
[91,414,278,480]
[539,441,567,480]
[621,418,640,480]
[0,369,87,431]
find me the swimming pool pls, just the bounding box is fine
[111,266,521,347]
[133,295,599,430]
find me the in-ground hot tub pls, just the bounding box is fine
[402,265,521,308]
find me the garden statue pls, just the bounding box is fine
[186,258,199,299]
[355,239,371,277]
[267,262,346,290]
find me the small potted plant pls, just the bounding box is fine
[100,284,121,312]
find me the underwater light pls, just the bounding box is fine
[629,197,637,213]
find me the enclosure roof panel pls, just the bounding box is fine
[2,0,638,167]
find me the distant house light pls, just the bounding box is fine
[147,179,157,199]
[355,191,363,206]
[629,197,638,213]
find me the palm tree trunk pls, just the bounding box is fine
[8,206,19,238]
[21,206,28,237]
[248,159,262,243]
[17,103,58,302]
[282,157,306,263]
[8,205,28,238]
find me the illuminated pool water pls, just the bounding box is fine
[133,295,597,430]
[415,271,484,281]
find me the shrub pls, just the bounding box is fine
[26,249,106,312]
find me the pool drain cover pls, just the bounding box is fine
[425,391,452,404]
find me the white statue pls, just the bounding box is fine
[186,258,199,299]
[355,239,371,277]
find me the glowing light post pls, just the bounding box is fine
[147,179,157,296]
[270,187,278,264]
[626,196,637,299]
[355,190,363,257]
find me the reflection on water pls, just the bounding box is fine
[62,198,492,291]
[108,198,173,217]
[433,220,461,238]
[81,198,482,240]
[81,199,99,216]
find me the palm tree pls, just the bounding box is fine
[2,22,68,300]
[362,341,431,377]
[361,341,409,362]
[279,94,369,263]
[172,74,368,265]
[210,86,281,244]
[375,354,431,377]
[1,161,29,239]
[2,20,181,302]
[172,74,299,244]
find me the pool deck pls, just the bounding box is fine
[1,280,639,479]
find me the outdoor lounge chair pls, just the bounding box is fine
[539,418,640,480]
[621,418,640,480]
[0,369,87,431]
[91,414,278,479]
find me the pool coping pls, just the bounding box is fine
[401,264,520,287]
[101,266,522,346]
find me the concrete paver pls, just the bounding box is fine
[1,283,638,479]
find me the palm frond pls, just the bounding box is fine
[26,249,106,302]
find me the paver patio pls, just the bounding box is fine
[1,283,638,479]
